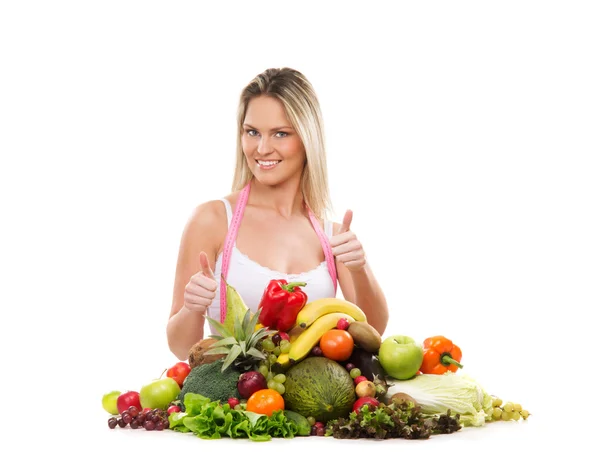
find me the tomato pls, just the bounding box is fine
[246,389,285,417]
[319,329,354,361]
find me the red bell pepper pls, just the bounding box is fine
[258,279,308,332]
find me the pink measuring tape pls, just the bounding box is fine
[219,181,338,323]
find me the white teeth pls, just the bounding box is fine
[257,160,280,166]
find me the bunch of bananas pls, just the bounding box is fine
[277,298,367,366]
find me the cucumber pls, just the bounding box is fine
[283,410,311,436]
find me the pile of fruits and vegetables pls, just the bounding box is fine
[102,279,530,441]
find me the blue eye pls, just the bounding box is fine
[245,129,288,137]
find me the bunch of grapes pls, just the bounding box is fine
[258,333,290,395]
[489,398,530,421]
[107,406,171,431]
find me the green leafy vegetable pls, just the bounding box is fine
[384,372,494,427]
[325,400,461,439]
[169,392,298,441]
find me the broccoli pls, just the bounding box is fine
[178,359,241,406]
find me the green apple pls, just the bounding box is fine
[378,335,423,380]
[102,390,121,415]
[140,377,181,410]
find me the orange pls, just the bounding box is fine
[246,389,285,417]
[320,329,354,361]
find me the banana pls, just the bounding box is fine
[296,298,367,328]
[288,312,356,362]
[287,325,304,344]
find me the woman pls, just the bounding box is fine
[167,67,388,361]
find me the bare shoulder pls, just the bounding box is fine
[180,199,229,260]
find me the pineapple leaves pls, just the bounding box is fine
[203,346,229,356]
[247,347,266,360]
[210,336,237,347]
[221,345,242,372]
[206,316,233,339]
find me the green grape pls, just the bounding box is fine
[307,416,316,426]
[520,410,530,420]
[501,410,511,421]
[513,403,522,412]
[511,411,521,421]
[273,346,281,356]
[274,374,286,384]
[503,402,514,413]
[262,339,275,352]
[268,354,277,364]
[274,383,285,394]
[279,340,291,353]
[492,407,502,420]
[258,365,269,377]
[349,368,361,379]
[492,398,502,407]
[268,380,278,390]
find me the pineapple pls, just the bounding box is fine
[205,307,276,372]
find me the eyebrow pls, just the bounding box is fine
[243,123,294,131]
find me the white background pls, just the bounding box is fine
[1,1,598,465]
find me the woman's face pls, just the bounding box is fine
[241,95,306,186]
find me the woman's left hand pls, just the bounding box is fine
[330,210,367,272]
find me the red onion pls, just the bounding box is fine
[237,371,268,399]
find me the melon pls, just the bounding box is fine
[283,357,356,422]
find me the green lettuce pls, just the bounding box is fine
[168,392,297,441]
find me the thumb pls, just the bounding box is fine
[339,209,353,234]
[199,251,215,279]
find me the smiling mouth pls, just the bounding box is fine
[256,159,281,167]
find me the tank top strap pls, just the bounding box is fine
[219,198,233,228]
[306,208,338,295]
[219,184,251,323]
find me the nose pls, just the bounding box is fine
[257,136,274,156]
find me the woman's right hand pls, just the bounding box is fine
[183,251,217,314]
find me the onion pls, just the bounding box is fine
[237,371,268,399]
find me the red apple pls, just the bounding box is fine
[116,390,141,414]
[353,396,380,414]
[166,362,191,388]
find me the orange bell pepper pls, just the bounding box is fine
[420,336,464,374]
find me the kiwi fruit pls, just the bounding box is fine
[347,321,382,352]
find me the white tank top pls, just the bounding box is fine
[206,198,337,335]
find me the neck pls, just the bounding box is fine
[249,176,305,219]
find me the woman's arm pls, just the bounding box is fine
[332,221,389,336]
[166,201,226,360]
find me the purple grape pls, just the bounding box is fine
[122,413,132,425]
[128,406,139,417]
[272,334,282,346]
[108,418,118,429]
[117,418,126,428]
[130,420,139,429]
[345,363,355,372]
[316,426,325,436]
[144,420,156,431]
[311,346,323,356]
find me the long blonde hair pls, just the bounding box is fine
[232,67,333,220]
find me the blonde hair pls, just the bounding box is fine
[232,67,333,220]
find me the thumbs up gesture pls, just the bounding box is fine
[183,251,218,314]
[330,210,367,272]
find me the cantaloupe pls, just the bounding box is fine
[283,357,356,422]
